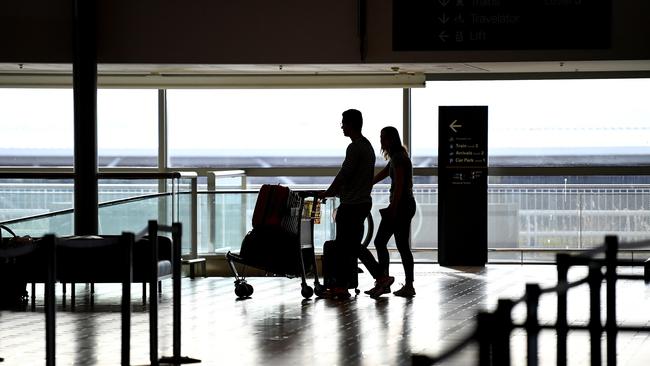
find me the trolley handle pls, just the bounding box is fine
[309,192,325,220]
[296,190,326,219]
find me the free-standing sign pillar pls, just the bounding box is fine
[438,106,488,266]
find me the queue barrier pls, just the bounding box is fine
[412,235,650,366]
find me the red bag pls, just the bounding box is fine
[252,184,291,229]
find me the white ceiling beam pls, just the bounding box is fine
[0,73,426,89]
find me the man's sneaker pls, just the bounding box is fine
[364,278,390,295]
[393,284,416,297]
[370,276,395,299]
[364,285,391,296]
[363,286,374,295]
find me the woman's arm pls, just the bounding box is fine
[388,163,405,210]
[372,164,389,185]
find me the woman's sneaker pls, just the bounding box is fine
[393,284,416,297]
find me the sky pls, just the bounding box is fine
[1,78,649,158]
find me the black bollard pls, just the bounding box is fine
[476,311,493,366]
[121,232,133,366]
[159,222,200,364]
[555,253,570,366]
[493,299,514,366]
[588,263,603,366]
[604,236,618,366]
[148,220,159,366]
[44,234,56,366]
[525,284,541,366]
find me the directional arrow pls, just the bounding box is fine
[438,13,449,24]
[439,31,449,42]
[449,119,462,132]
[439,0,451,7]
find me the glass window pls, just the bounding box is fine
[98,89,158,167]
[0,88,74,166]
[411,78,650,166]
[0,88,158,167]
[166,89,402,168]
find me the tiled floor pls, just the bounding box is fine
[1,264,650,365]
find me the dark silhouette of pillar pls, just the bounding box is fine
[73,0,98,235]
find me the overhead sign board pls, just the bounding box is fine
[394,0,611,51]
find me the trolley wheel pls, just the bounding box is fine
[244,283,254,297]
[235,281,253,298]
[314,284,325,298]
[354,288,360,295]
[301,285,314,299]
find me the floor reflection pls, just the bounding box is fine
[1,264,649,365]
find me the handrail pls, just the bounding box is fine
[2,165,650,177]
[574,239,650,259]
[207,170,246,178]
[0,171,199,251]
[0,171,194,179]
[97,171,194,179]
[0,171,74,179]
[0,191,173,225]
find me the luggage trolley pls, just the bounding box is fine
[225,188,325,299]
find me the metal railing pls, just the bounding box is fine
[3,169,650,263]
[412,236,650,366]
[0,171,199,258]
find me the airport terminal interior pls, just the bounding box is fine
[2,1,650,365]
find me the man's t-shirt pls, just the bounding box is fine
[337,136,376,205]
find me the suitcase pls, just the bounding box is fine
[252,184,301,234]
[239,228,302,276]
[322,240,358,290]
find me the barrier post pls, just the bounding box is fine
[121,232,133,366]
[45,234,56,366]
[605,235,618,366]
[476,311,493,366]
[588,263,603,366]
[159,222,200,365]
[556,253,570,366]
[493,299,514,366]
[525,284,541,366]
[148,220,159,366]
[173,223,182,358]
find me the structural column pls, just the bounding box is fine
[73,0,98,235]
[402,88,411,152]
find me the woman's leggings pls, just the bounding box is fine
[359,197,416,283]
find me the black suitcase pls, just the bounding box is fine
[239,228,303,276]
[322,240,358,290]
